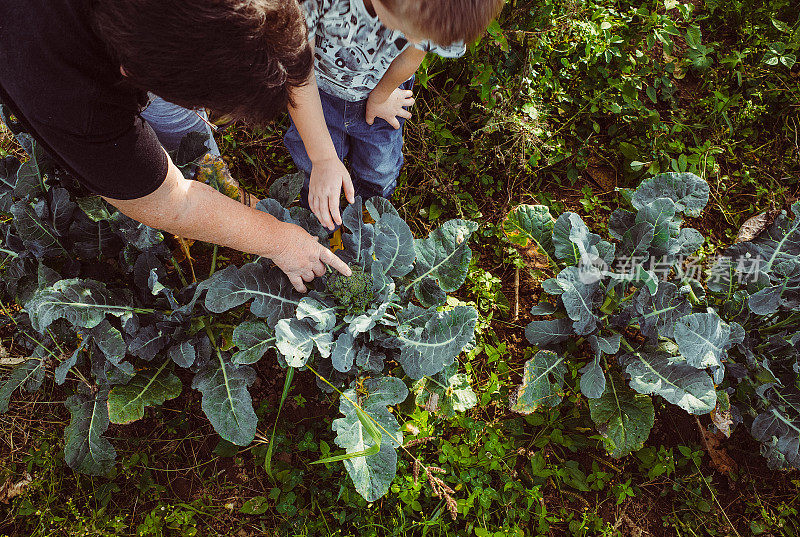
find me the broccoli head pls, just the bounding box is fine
[326,265,374,313]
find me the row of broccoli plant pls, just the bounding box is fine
[0,126,479,502]
[503,172,800,469]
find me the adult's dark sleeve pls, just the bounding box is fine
[28,109,170,200]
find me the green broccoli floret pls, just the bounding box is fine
[326,265,374,313]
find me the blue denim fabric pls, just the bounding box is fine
[140,94,220,156]
[284,77,413,209]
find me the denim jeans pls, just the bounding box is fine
[140,94,220,156]
[284,77,412,209]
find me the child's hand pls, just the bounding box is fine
[309,157,355,230]
[366,87,414,129]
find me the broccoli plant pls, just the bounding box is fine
[504,172,800,469]
[204,195,480,500]
[504,173,720,457]
[0,128,479,502]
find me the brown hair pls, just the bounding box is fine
[92,0,312,125]
[380,0,505,45]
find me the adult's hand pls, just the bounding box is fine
[272,221,351,292]
[104,151,350,292]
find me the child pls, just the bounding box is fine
[285,0,504,231]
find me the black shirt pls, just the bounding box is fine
[0,0,168,199]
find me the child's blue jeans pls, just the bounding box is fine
[284,78,412,208]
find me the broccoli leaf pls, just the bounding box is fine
[64,387,116,475]
[107,365,182,424]
[331,377,407,502]
[623,351,717,414]
[589,374,654,458]
[407,219,477,303]
[395,306,477,379]
[631,172,710,217]
[192,354,257,446]
[510,350,566,413]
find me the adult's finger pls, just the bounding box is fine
[389,116,401,130]
[301,270,315,282]
[289,274,307,293]
[321,248,351,276]
[398,109,412,120]
[403,97,416,107]
[403,90,413,98]
[312,260,327,277]
[366,113,375,125]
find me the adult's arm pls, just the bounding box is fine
[104,152,351,292]
[287,38,355,231]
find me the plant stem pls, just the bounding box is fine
[170,257,189,288]
[209,245,218,278]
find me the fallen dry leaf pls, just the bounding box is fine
[735,209,779,243]
[696,418,737,474]
[711,406,734,438]
[586,166,617,191]
[0,472,33,503]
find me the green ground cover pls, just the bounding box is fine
[1,0,799,535]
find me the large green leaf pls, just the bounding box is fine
[579,353,606,399]
[589,375,654,458]
[752,405,800,470]
[412,363,477,418]
[296,297,337,332]
[13,142,51,199]
[634,198,677,257]
[25,279,132,332]
[631,172,710,217]
[407,219,478,304]
[204,263,300,324]
[395,306,477,379]
[634,282,692,340]
[556,266,601,335]
[623,351,716,414]
[192,354,257,446]
[332,332,359,373]
[231,321,275,365]
[64,388,116,475]
[275,318,333,367]
[342,196,375,266]
[510,350,566,414]
[127,325,168,361]
[107,365,182,424]
[0,357,46,413]
[674,312,732,369]
[373,213,415,278]
[331,377,408,502]
[341,197,374,266]
[750,201,800,272]
[69,213,119,259]
[525,318,573,347]
[10,200,66,256]
[169,340,197,368]
[502,205,556,266]
[268,172,305,208]
[748,258,800,315]
[552,212,601,266]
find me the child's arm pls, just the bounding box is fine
[366,46,427,129]
[288,42,355,231]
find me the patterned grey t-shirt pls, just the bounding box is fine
[301,0,465,101]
